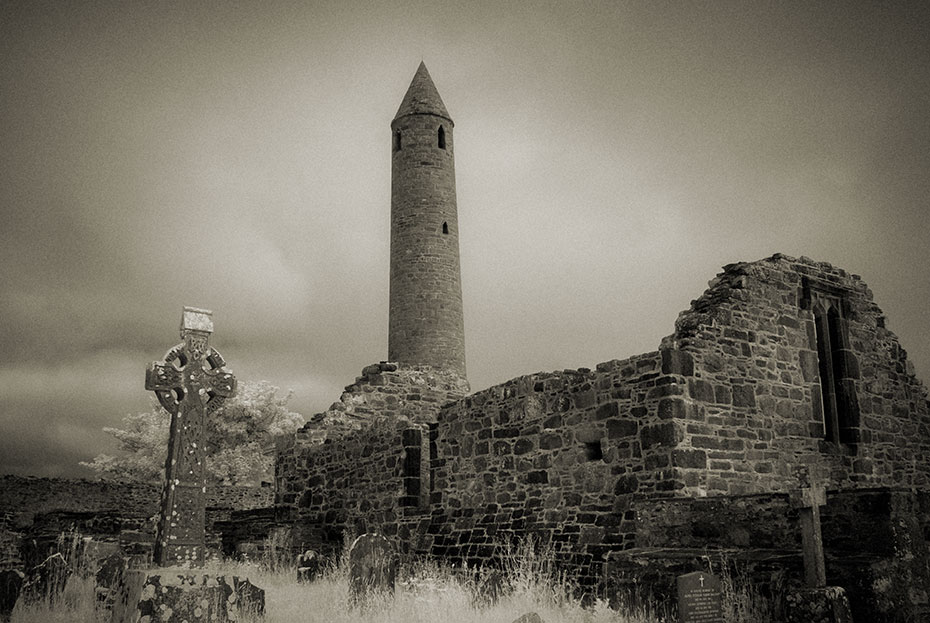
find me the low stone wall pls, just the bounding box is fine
[0,475,273,569]
[604,488,930,622]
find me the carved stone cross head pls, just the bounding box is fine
[145,307,236,415]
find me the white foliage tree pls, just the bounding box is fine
[82,380,304,486]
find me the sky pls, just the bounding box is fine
[2,1,928,478]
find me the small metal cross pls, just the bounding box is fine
[145,307,236,567]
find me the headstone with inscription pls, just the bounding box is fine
[676,570,723,623]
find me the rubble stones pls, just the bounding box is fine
[110,570,264,623]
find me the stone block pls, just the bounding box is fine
[784,586,852,623]
[641,422,682,450]
[799,350,819,382]
[657,398,687,420]
[732,385,756,408]
[110,569,264,623]
[607,419,637,439]
[595,402,619,420]
[688,379,715,403]
[672,449,707,469]
[614,475,639,495]
[661,349,694,376]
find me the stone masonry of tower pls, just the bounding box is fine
[389,62,467,379]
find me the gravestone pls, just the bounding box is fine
[297,549,322,583]
[784,470,852,623]
[111,307,263,623]
[0,569,24,622]
[789,472,827,588]
[94,552,128,611]
[676,571,723,623]
[348,534,397,601]
[145,306,236,567]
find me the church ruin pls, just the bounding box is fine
[264,63,930,620]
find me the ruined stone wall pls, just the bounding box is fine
[273,362,468,548]
[605,488,930,622]
[394,349,707,585]
[275,418,412,555]
[0,475,273,568]
[288,362,468,446]
[270,255,930,591]
[664,254,930,495]
[0,475,272,518]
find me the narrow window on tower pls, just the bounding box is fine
[442,222,449,235]
[393,130,402,152]
[438,125,446,149]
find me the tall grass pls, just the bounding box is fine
[10,532,774,623]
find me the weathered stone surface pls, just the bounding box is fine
[266,64,930,609]
[348,534,397,601]
[784,586,852,623]
[0,569,24,620]
[110,570,264,623]
[94,553,128,610]
[390,63,466,377]
[145,307,236,567]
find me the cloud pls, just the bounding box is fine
[1,1,928,477]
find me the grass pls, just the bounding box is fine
[10,532,774,623]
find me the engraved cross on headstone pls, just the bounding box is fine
[790,468,828,587]
[145,307,236,567]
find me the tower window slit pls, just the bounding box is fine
[442,222,449,235]
[393,130,402,152]
[438,125,446,149]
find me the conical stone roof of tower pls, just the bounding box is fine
[394,62,452,123]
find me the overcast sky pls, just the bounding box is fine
[2,2,928,478]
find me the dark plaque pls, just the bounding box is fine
[677,571,723,623]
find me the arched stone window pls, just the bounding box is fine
[438,125,446,150]
[803,279,860,449]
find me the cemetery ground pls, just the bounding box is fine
[8,531,776,623]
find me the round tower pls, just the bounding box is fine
[389,62,466,378]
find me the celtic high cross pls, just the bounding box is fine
[145,307,236,567]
